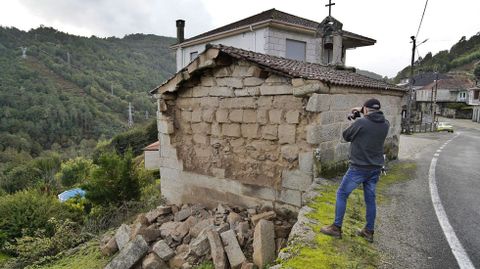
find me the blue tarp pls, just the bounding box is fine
[57,188,86,202]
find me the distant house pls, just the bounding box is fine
[415,76,475,119]
[150,44,405,209]
[144,141,160,170]
[172,9,375,71]
[470,83,480,122]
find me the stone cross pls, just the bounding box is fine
[325,0,335,16]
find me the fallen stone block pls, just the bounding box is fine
[175,216,199,241]
[105,235,149,269]
[227,212,242,228]
[160,221,181,238]
[138,227,162,243]
[251,211,276,226]
[207,229,227,269]
[220,230,246,269]
[152,240,175,261]
[189,233,210,256]
[134,213,150,226]
[175,208,192,222]
[146,206,172,223]
[142,253,168,269]
[100,236,118,256]
[253,219,276,268]
[190,218,215,237]
[240,262,255,269]
[115,224,132,250]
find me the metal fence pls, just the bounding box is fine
[402,122,437,134]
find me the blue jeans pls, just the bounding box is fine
[334,166,381,231]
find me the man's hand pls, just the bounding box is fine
[351,106,363,113]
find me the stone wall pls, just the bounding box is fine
[156,60,404,210]
[144,151,160,170]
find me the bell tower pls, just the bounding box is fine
[317,16,344,65]
[316,0,376,66]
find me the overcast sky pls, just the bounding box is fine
[1,0,479,78]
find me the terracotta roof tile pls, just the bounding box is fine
[151,45,403,94]
[216,45,402,91]
[144,141,160,151]
[420,77,474,90]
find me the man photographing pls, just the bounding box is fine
[320,98,390,242]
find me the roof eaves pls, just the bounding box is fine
[150,46,221,94]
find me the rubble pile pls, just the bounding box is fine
[100,204,295,269]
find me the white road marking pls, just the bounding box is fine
[428,133,475,269]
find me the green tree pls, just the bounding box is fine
[83,150,140,205]
[56,157,93,188]
[32,153,61,193]
[0,165,41,193]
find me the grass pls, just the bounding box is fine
[0,252,12,266]
[27,240,109,269]
[280,161,416,269]
[195,261,215,269]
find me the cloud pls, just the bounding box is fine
[16,0,212,37]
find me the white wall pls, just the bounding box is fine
[264,27,318,63]
[176,28,267,71]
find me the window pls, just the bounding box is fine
[286,39,306,62]
[474,90,479,100]
[190,51,198,62]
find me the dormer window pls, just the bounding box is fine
[286,39,306,62]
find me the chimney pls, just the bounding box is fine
[176,19,185,44]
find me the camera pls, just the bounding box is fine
[347,108,363,121]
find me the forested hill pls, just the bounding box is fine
[0,26,175,157]
[393,32,480,82]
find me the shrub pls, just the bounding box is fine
[13,218,90,266]
[83,150,140,206]
[55,157,93,188]
[0,165,41,194]
[0,189,80,248]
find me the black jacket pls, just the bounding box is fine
[342,111,390,169]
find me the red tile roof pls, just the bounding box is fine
[419,77,474,91]
[144,141,160,151]
[151,45,403,94]
[217,45,401,90]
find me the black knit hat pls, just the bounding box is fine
[364,98,381,109]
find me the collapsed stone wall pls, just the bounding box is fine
[156,59,404,210]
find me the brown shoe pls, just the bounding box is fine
[357,228,374,242]
[320,224,342,239]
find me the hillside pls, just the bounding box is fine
[0,26,175,159]
[393,32,480,82]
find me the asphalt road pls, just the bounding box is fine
[377,120,480,269]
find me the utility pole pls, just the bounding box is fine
[405,36,416,134]
[20,47,27,59]
[67,52,71,65]
[433,72,438,126]
[145,110,149,119]
[128,103,133,128]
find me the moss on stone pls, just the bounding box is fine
[314,160,349,179]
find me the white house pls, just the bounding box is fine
[415,76,475,119]
[172,9,375,71]
[470,85,480,122]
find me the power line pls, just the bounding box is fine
[416,0,429,39]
